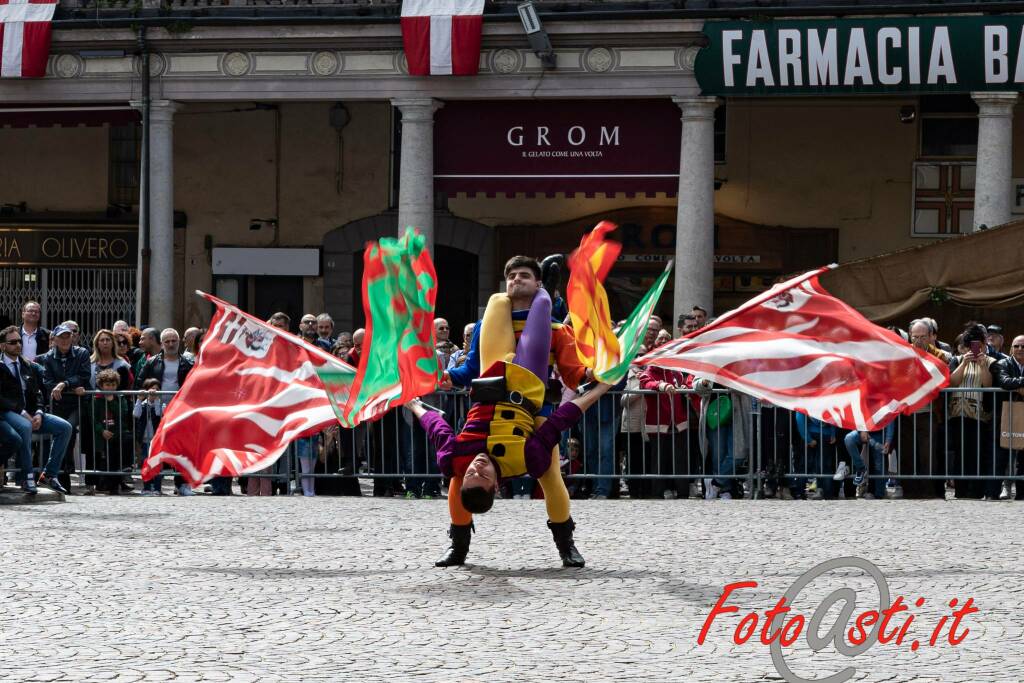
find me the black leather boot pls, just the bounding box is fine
[435,523,473,567]
[539,253,564,294]
[547,517,585,568]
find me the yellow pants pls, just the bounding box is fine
[451,292,571,523]
[480,292,515,368]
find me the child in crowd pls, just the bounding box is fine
[562,437,584,499]
[89,369,134,494]
[134,378,164,495]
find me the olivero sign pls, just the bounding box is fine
[0,226,137,267]
[696,16,1024,96]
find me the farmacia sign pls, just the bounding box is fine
[695,16,1024,95]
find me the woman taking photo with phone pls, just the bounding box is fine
[948,322,999,500]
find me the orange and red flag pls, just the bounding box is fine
[567,221,622,375]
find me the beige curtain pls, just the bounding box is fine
[821,220,1024,322]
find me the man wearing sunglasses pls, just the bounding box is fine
[0,325,73,495]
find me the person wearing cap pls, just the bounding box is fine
[1,325,73,494]
[38,323,92,493]
[57,320,85,351]
[987,324,1007,361]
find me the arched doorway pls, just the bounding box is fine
[323,211,496,334]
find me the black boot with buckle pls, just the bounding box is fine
[547,517,585,567]
[435,522,473,567]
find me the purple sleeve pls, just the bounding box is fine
[418,410,456,476]
[525,402,583,478]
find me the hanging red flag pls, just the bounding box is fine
[400,0,484,76]
[0,0,57,78]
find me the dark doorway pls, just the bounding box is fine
[434,244,479,337]
[253,276,304,334]
[351,245,478,338]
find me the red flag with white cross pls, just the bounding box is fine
[401,0,484,76]
[0,0,57,78]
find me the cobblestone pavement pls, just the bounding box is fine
[2,495,1022,682]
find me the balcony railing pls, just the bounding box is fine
[53,0,995,21]
[57,0,668,10]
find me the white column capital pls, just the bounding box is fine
[391,98,443,122]
[971,92,1019,116]
[672,96,721,120]
[130,99,181,124]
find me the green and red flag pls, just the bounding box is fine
[317,228,441,427]
[567,220,673,385]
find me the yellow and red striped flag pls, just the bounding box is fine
[567,221,673,385]
[567,221,622,377]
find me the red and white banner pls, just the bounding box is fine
[0,0,56,78]
[636,267,950,431]
[141,292,355,487]
[401,0,484,76]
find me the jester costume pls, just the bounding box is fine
[416,286,588,567]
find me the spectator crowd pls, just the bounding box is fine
[2,296,1023,502]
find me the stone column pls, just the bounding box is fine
[130,99,179,330]
[148,100,180,330]
[971,92,1018,232]
[392,98,442,253]
[672,96,720,328]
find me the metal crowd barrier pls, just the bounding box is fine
[3,385,1020,499]
[759,386,1024,500]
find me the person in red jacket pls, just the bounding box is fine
[638,363,696,499]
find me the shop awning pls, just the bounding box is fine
[820,219,1024,323]
[0,105,139,128]
[433,99,681,198]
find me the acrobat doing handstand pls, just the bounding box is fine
[405,286,610,568]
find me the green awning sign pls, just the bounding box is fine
[695,16,1024,96]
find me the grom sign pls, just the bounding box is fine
[0,225,138,267]
[696,16,1024,96]
[433,99,682,196]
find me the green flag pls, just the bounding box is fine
[596,260,673,385]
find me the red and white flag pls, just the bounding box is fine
[636,267,950,431]
[0,0,56,78]
[401,0,484,76]
[141,292,355,487]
